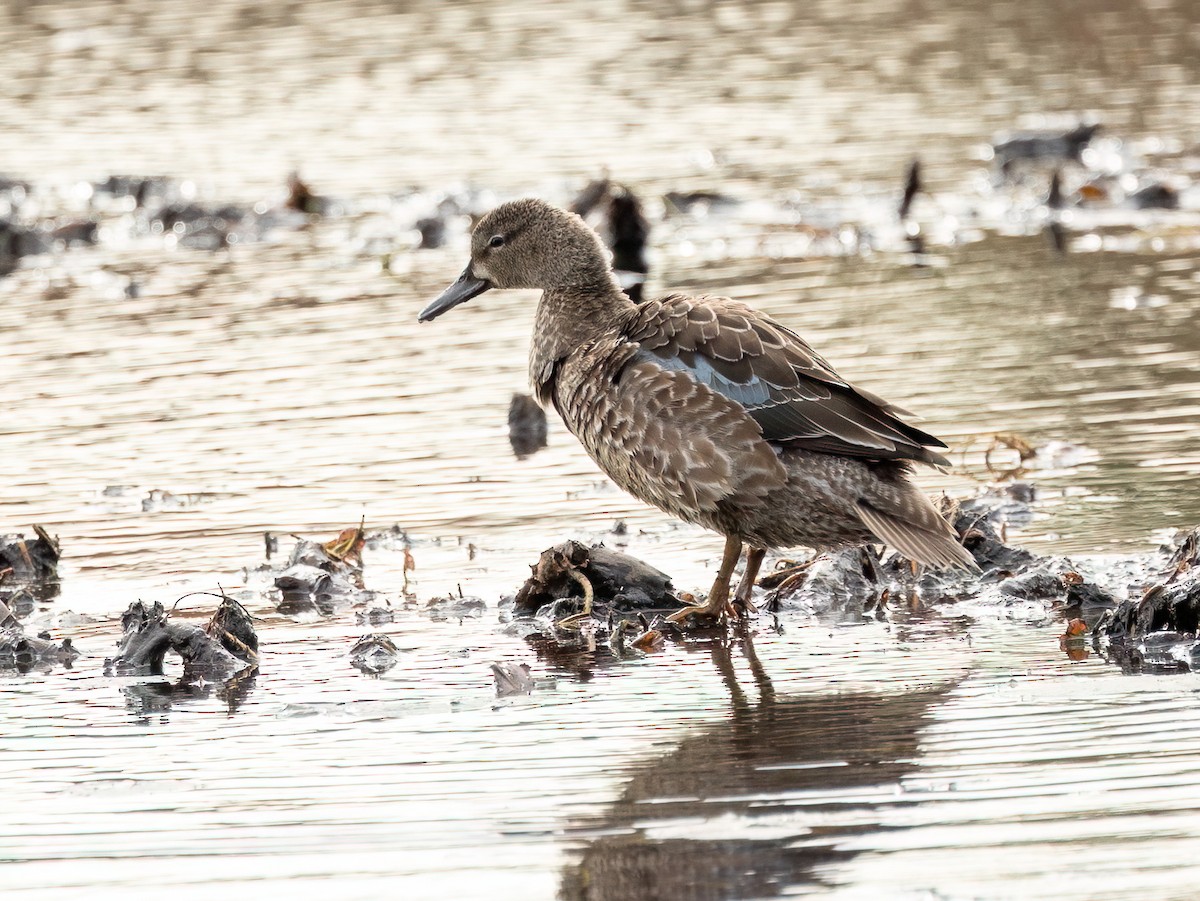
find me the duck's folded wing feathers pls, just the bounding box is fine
[627,294,950,467]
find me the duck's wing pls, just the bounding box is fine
[554,338,789,516]
[626,294,950,467]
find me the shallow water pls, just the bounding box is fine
[3,1,1200,898]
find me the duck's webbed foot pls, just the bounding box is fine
[667,535,743,624]
[667,580,738,623]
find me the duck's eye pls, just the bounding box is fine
[487,234,506,249]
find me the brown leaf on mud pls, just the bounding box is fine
[324,519,366,565]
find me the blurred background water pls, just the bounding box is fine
[2,1,1200,899]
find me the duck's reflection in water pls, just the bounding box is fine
[560,633,953,900]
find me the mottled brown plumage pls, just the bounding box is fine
[419,198,976,620]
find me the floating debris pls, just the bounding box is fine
[992,122,1100,173]
[140,489,222,512]
[355,599,396,625]
[274,526,374,615]
[0,598,78,672]
[490,661,534,696]
[424,593,486,621]
[349,633,399,675]
[1094,527,1200,672]
[1128,182,1179,210]
[767,547,884,617]
[0,220,49,276]
[285,172,331,216]
[610,616,667,654]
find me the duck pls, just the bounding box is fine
[419,198,975,621]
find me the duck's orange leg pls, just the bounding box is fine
[733,546,766,616]
[668,534,743,623]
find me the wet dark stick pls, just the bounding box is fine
[899,158,921,220]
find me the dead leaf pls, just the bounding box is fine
[1059,618,1090,661]
[984,432,1037,477]
[324,518,366,565]
[631,629,664,652]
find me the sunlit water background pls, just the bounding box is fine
[3,1,1200,898]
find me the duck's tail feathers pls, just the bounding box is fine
[856,496,979,572]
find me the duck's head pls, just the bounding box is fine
[418,198,614,322]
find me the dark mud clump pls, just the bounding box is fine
[0,598,79,672]
[508,393,548,458]
[105,593,258,677]
[514,540,676,616]
[1094,528,1200,672]
[1,525,62,606]
[1,525,61,581]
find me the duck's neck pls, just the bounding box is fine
[529,279,635,391]
[535,279,634,349]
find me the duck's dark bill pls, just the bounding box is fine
[418,266,492,322]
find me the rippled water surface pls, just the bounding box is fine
[3,1,1200,898]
